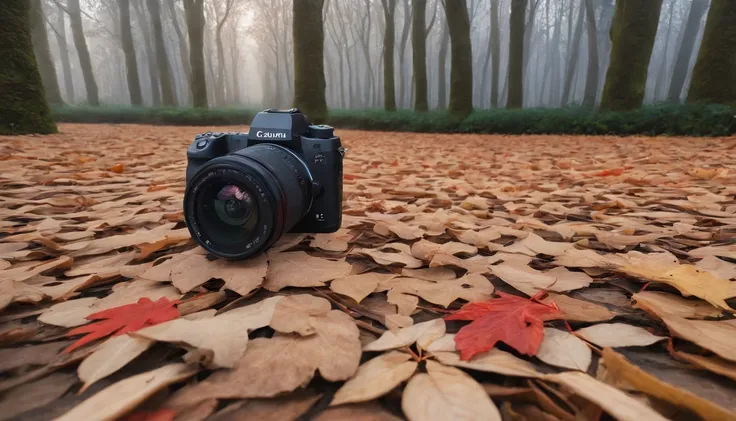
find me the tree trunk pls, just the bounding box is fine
[30,0,63,105]
[167,0,191,102]
[667,0,708,102]
[67,0,99,105]
[412,0,428,111]
[397,0,411,108]
[0,0,56,134]
[119,0,143,106]
[436,16,449,109]
[443,0,473,118]
[654,1,676,102]
[688,0,736,105]
[507,0,526,109]
[147,0,177,106]
[133,1,160,106]
[381,0,397,111]
[215,28,227,106]
[51,4,74,102]
[489,0,500,108]
[562,0,584,106]
[582,0,599,107]
[293,0,328,122]
[184,0,208,108]
[600,0,663,112]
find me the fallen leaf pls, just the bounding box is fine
[108,163,125,173]
[400,267,457,281]
[410,239,478,261]
[602,348,735,421]
[363,318,445,352]
[401,360,501,421]
[670,349,736,382]
[64,297,181,353]
[0,340,71,373]
[544,371,669,421]
[269,294,330,336]
[541,293,615,322]
[207,391,322,421]
[661,316,736,362]
[310,228,353,252]
[373,220,425,240]
[536,328,592,371]
[330,272,397,303]
[433,349,544,378]
[56,363,197,421]
[330,351,418,406]
[694,255,736,281]
[314,402,403,421]
[574,323,667,348]
[264,251,353,291]
[632,291,723,320]
[445,292,562,360]
[352,243,423,268]
[377,273,494,308]
[490,264,592,296]
[77,334,153,393]
[0,372,78,421]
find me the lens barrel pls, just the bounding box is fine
[184,143,312,260]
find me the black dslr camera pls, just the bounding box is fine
[184,108,344,260]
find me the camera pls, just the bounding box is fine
[184,108,344,260]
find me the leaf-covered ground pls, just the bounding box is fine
[1,124,735,421]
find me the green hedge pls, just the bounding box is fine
[50,104,736,137]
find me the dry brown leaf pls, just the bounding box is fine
[400,267,457,281]
[377,273,494,308]
[0,255,73,283]
[56,363,197,421]
[264,251,353,291]
[410,239,478,261]
[632,291,723,320]
[0,280,47,311]
[694,255,736,281]
[670,349,736,382]
[133,296,283,368]
[575,323,667,348]
[269,294,331,336]
[401,360,501,421]
[536,328,592,371]
[330,351,418,406]
[373,220,424,240]
[208,391,322,421]
[602,348,736,421]
[490,264,592,296]
[310,228,353,252]
[541,293,615,322]
[314,402,403,421]
[364,318,445,352]
[433,349,544,378]
[544,371,669,421]
[352,243,424,268]
[77,334,153,393]
[0,372,77,421]
[330,272,398,303]
[661,316,736,363]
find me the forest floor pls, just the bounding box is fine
[1,124,736,421]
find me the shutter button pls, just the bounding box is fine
[196,139,208,149]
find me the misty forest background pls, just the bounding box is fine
[2,0,736,135]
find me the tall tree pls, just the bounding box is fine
[489,0,501,108]
[293,0,328,122]
[443,0,473,118]
[561,1,584,106]
[381,0,397,111]
[184,0,208,108]
[412,0,428,111]
[507,0,527,108]
[667,0,708,102]
[582,0,599,107]
[49,2,74,102]
[65,0,99,105]
[167,0,192,102]
[0,0,56,134]
[30,0,63,105]
[132,1,161,106]
[600,0,663,111]
[688,0,736,105]
[214,0,236,107]
[397,0,411,107]
[119,0,142,106]
[436,15,449,109]
[147,0,177,106]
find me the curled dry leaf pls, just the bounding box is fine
[377,273,494,308]
[363,318,445,352]
[330,272,398,303]
[602,348,736,421]
[410,239,478,261]
[544,371,670,421]
[400,267,457,282]
[433,349,544,378]
[77,334,153,393]
[132,296,283,368]
[536,328,592,371]
[373,220,424,240]
[351,243,423,268]
[207,391,322,421]
[661,316,736,363]
[670,349,736,382]
[401,360,501,421]
[632,291,723,320]
[490,264,592,296]
[330,351,418,406]
[264,251,353,291]
[575,323,667,348]
[56,363,198,421]
[541,293,615,323]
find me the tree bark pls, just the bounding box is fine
[654,0,676,102]
[30,0,63,105]
[600,0,663,112]
[293,0,328,122]
[147,0,177,106]
[0,0,56,134]
[184,0,208,108]
[133,1,160,106]
[562,0,584,106]
[397,0,411,107]
[50,3,74,102]
[582,0,599,108]
[119,0,143,106]
[667,0,708,102]
[507,0,527,108]
[167,0,191,102]
[688,0,736,105]
[412,0,428,111]
[443,0,473,118]
[489,0,500,108]
[67,0,99,105]
[381,0,397,111]
[436,15,449,109]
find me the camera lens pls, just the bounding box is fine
[184,144,312,260]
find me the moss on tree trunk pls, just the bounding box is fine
[293,0,328,123]
[600,0,663,112]
[687,0,736,105]
[444,0,473,119]
[0,0,56,135]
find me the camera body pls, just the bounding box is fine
[185,108,344,236]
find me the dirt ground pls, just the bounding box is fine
[1,124,735,421]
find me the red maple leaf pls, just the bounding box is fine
[63,297,181,353]
[597,167,625,177]
[444,292,562,361]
